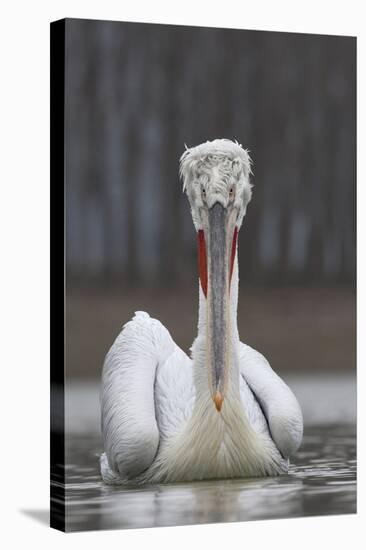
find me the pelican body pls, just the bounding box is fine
[100,139,303,484]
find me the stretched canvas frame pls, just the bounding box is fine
[51,18,356,532]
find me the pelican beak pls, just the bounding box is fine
[198,202,238,412]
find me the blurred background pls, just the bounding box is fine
[65,19,356,387]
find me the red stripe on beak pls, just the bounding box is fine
[198,230,208,297]
[229,227,238,288]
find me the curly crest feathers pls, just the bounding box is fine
[180,138,253,231]
[180,138,252,191]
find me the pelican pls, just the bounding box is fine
[100,139,303,485]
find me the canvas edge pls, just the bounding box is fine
[50,18,66,533]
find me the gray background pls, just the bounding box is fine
[65,19,356,379]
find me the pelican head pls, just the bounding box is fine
[180,139,253,412]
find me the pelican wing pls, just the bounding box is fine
[100,311,193,483]
[238,342,303,459]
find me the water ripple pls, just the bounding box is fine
[59,424,356,532]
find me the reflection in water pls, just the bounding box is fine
[63,425,356,532]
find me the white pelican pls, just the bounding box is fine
[100,139,303,484]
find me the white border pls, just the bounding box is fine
[0,1,363,548]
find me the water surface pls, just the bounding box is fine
[65,424,356,532]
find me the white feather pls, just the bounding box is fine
[100,279,302,484]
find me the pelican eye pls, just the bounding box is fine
[201,187,207,201]
[229,186,235,199]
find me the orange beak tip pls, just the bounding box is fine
[213,392,224,412]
